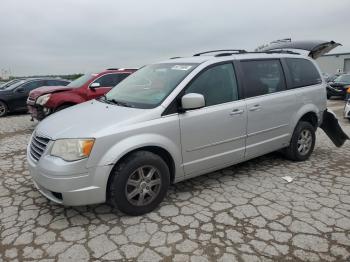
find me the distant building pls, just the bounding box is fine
[317,52,350,75]
[0,69,11,80]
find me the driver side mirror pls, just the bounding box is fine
[90,82,100,90]
[181,93,205,111]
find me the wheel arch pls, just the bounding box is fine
[293,104,321,131]
[0,99,9,110]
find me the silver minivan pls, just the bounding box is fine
[27,40,348,215]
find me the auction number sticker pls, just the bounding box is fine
[172,65,192,71]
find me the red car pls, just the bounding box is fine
[27,68,136,120]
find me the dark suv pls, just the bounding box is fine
[27,68,136,120]
[0,78,70,117]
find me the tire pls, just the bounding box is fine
[283,121,316,161]
[327,94,331,99]
[0,101,8,117]
[55,104,72,112]
[108,151,170,216]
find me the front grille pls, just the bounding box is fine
[30,134,50,161]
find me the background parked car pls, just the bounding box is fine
[326,73,350,99]
[27,68,137,120]
[0,78,70,117]
[325,73,343,83]
[0,78,24,90]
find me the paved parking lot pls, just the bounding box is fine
[0,100,349,262]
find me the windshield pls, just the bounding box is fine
[67,73,95,87]
[334,74,350,83]
[104,63,198,108]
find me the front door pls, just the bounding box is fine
[179,63,247,176]
[12,80,46,110]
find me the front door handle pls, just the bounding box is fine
[249,104,262,112]
[230,109,244,116]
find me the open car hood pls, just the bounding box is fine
[259,40,341,59]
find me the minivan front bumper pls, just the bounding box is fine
[27,147,112,206]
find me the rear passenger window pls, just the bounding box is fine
[285,58,322,88]
[185,63,238,106]
[241,59,286,98]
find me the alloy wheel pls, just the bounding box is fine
[297,129,313,155]
[125,165,162,206]
[0,102,6,117]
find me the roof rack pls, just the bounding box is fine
[193,49,247,56]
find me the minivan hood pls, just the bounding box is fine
[259,40,341,59]
[29,85,74,99]
[35,100,158,139]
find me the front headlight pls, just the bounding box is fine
[51,139,95,161]
[36,94,51,106]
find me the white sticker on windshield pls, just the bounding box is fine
[172,65,192,71]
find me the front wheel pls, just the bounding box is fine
[108,151,170,216]
[0,101,8,117]
[283,121,316,161]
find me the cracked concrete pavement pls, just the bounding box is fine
[0,100,349,261]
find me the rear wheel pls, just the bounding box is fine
[0,101,8,117]
[108,151,170,216]
[283,121,316,161]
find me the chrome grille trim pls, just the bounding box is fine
[30,134,50,161]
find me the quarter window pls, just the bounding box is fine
[285,58,321,88]
[241,60,286,98]
[185,63,238,106]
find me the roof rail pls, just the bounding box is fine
[263,50,300,55]
[270,38,291,44]
[106,68,136,71]
[193,49,247,56]
[169,56,182,59]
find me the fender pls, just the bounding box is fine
[292,103,321,130]
[91,133,185,178]
[46,92,84,109]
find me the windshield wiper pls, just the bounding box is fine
[97,95,111,104]
[108,99,135,108]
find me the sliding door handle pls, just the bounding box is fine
[249,104,262,111]
[230,109,244,116]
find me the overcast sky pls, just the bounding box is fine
[1,0,349,76]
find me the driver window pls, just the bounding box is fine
[93,74,122,87]
[185,63,238,107]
